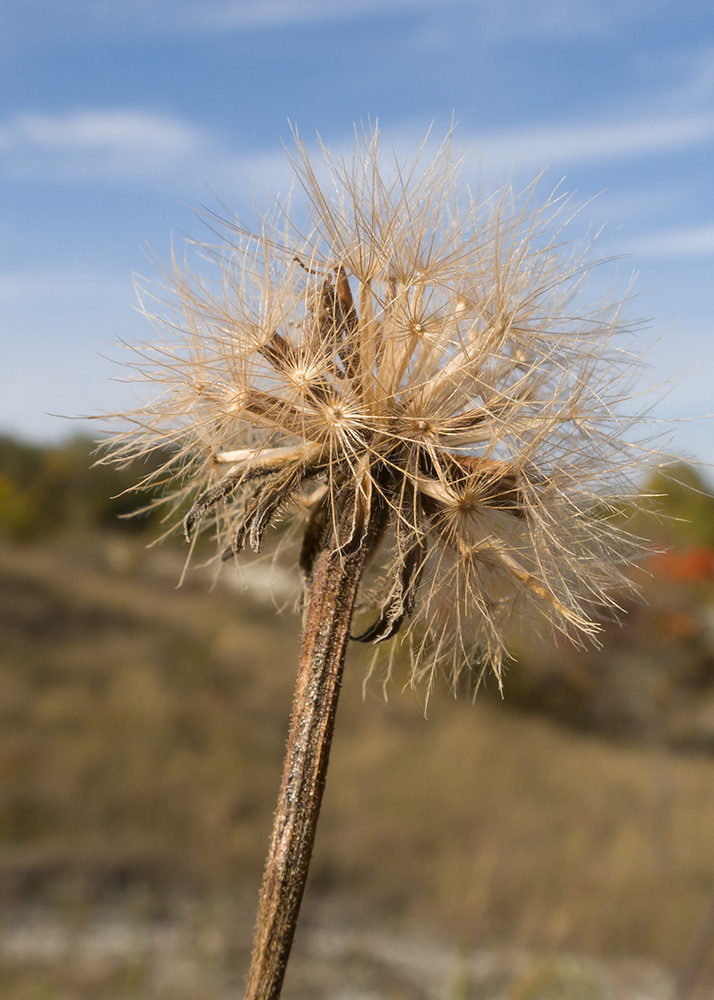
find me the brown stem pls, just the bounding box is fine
[676,888,714,1000]
[243,507,384,1000]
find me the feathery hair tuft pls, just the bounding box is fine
[103,126,651,693]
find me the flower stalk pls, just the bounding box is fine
[244,501,386,1000]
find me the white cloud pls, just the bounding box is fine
[0,106,319,195]
[474,113,714,173]
[252,114,714,197]
[468,0,670,42]
[16,111,196,155]
[3,105,714,196]
[1,0,677,43]
[663,46,714,107]
[1,0,454,43]
[630,224,714,258]
[195,0,451,29]
[0,110,204,181]
[0,108,298,192]
[153,0,677,42]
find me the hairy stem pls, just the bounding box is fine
[243,510,382,1000]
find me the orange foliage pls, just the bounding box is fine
[649,546,714,583]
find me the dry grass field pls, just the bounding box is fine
[2,525,714,996]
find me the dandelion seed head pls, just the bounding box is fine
[101,124,656,693]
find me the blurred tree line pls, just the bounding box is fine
[2,434,714,548]
[644,463,714,549]
[0,435,171,540]
[496,464,714,749]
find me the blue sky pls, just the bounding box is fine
[1,0,713,466]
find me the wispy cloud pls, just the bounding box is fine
[466,0,672,42]
[474,113,714,173]
[0,107,301,195]
[1,0,677,44]
[194,0,452,30]
[4,106,714,190]
[0,110,204,181]
[189,0,656,35]
[13,111,195,154]
[630,224,714,258]
[2,0,454,44]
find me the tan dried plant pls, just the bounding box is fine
[103,126,649,1000]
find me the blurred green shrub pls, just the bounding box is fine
[508,959,605,1000]
[639,462,714,547]
[0,435,170,540]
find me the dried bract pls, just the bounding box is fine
[104,127,649,691]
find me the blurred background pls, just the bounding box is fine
[2,1,714,997]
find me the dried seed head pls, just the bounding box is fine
[101,125,654,693]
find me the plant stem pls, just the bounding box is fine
[243,518,378,1000]
[676,888,714,1000]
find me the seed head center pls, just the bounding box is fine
[328,406,344,424]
